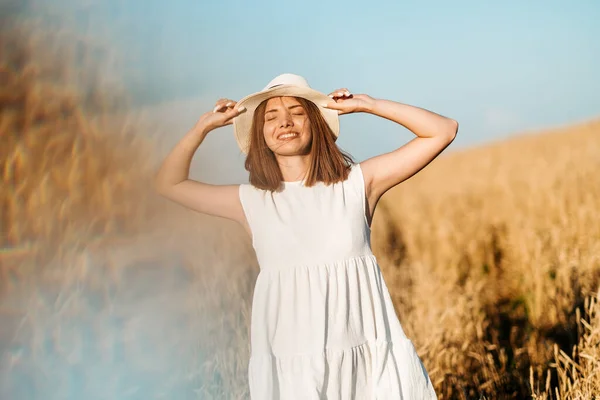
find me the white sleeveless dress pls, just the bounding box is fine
[238,163,437,399]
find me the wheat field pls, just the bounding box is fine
[1,10,600,400]
[372,118,600,398]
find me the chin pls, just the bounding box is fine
[273,149,305,157]
[270,142,311,156]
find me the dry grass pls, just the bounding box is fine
[371,119,600,398]
[0,17,152,258]
[2,8,600,399]
[531,290,600,399]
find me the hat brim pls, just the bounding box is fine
[232,85,339,154]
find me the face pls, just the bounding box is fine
[262,96,312,156]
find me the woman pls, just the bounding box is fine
[155,73,458,399]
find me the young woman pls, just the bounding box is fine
[155,73,458,399]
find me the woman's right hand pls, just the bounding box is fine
[194,98,246,134]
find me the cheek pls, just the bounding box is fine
[300,119,311,136]
[263,123,275,140]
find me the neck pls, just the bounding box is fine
[276,154,311,182]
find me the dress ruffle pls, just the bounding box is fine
[249,337,435,399]
[248,255,436,399]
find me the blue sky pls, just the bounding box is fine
[49,0,599,161]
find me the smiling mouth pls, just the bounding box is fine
[277,132,299,140]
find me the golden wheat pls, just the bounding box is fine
[373,120,600,398]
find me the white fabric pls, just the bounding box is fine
[239,163,437,399]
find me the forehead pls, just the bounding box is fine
[265,96,302,108]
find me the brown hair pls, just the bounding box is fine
[244,97,354,191]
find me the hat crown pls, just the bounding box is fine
[263,73,310,91]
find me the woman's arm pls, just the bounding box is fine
[154,99,249,227]
[359,98,458,199]
[325,90,458,209]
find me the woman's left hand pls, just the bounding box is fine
[324,88,375,115]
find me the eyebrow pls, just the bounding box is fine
[265,104,303,114]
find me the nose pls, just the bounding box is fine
[278,112,293,128]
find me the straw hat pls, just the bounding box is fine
[233,73,339,154]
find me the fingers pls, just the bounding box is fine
[212,99,234,113]
[325,88,352,113]
[322,101,346,115]
[327,88,352,99]
[323,101,341,109]
[220,104,247,126]
[212,98,245,114]
[225,105,246,119]
[216,108,245,129]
